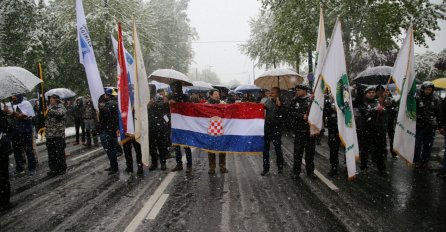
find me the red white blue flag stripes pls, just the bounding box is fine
[170,102,265,154]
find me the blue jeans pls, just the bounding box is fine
[414,126,436,163]
[100,131,118,171]
[175,146,192,166]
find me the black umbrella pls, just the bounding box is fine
[353,66,393,85]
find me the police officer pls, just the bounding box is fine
[97,90,120,175]
[148,84,170,171]
[414,81,444,168]
[382,88,398,158]
[44,94,68,176]
[323,91,340,177]
[207,89,228,174]
[169,81,193,173]
[261,87,284,176]
[289,84,316,179]
[359,86,386,174]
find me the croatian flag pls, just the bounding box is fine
[116,23,134,139]
[170,102,265,154]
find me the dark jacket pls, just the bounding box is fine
[97,98,119,133]
[289,95,311,133]
[416,92,443,129]
[0,110,13,155]
[148,100,171,138]
[359,97,386,133]
[169,93,190,103]
[264,97,284,129]
[323,94,338,134]
[73,101,84,121]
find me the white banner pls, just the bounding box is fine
[320,19,359,179]
[392,26,416,164]
[133,18,151,166]
[308,8,327,135]
[76,0,104,110]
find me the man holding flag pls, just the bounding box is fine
[315,19,359,180]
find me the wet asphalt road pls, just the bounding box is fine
[0,133,445,232]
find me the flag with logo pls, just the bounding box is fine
[170,103,264,154]
[320,19,359,179]
[132,17,151,166]
[76,0,104,110]
[308,7,327,135]
[392,26,416,164]
[116,23,134,140]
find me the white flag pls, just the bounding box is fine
[308,8,327,135]
[76,0,104,110]
[392,26,416,164]
[320,19,359,179]
[133,18,151,166]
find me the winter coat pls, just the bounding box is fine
[72,102,84,121]
[148,100,171,139]
[45,103,67,138]
[97,99,119,133]
[416,93,443,129]
[359,97,386,134]
[288,95,311,133]
[83,103,96,120]
[0,110,13,155]
[323,94,338,134]
[264,97,284,130]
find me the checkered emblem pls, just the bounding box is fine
[208,116,224,136]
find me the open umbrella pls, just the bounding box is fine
[189,81,214,90]
[0,66,42,100]
[148,69,192,86]
[234,84,261,93]
[255,68,305,90]
[353,66,393,85]
[432,78,446,89]
[45,88,76,99]
[150,80,169,90]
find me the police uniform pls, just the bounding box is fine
[324,93,340,176]
[414,82,443,166]
[359,86,386,172]
[289,84,316,178]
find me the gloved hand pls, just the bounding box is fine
[38,127,46,140]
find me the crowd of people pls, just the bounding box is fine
[0,80,445,212]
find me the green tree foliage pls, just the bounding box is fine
[0,0,196,96]
[244,0,446,74]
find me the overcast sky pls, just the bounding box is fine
[187,0,446,84]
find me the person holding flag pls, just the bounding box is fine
[97,90,120,175]
[289,84,317,179]
[359,86,387,174]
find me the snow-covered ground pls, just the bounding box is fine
[36,127,76,145]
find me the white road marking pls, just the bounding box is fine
[282,145,339,192]
[146,194,169,220]
[70,147,103,161]
[219,174,231,232]
[124,172,176,232]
